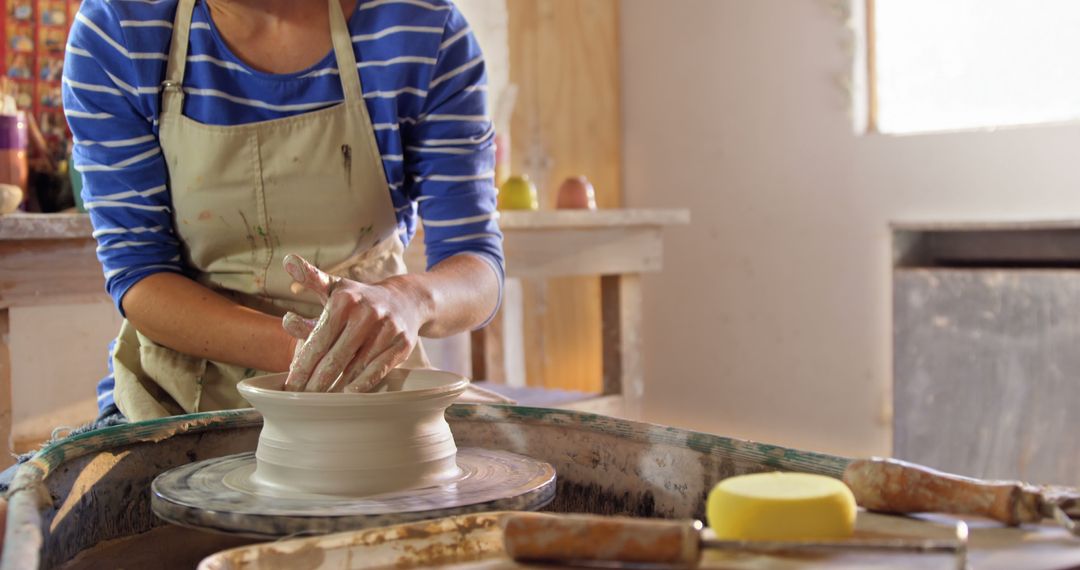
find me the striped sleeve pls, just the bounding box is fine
[405,5,504,286]
[63,1,182,314]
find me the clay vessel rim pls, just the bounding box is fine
[238,370,469,405]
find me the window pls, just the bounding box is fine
[863,0,1080,134]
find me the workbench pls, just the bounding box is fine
[0,209,689,463]
[8,405,1080,569]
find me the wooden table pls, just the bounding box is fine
[407,209,689,419]
[0,209,688,461]
[0,214,105,467]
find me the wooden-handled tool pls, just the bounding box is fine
[503,459,1080,568]
[503,513,968,568]
[843,457,1080,533]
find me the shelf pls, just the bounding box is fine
[0,209,692,305]
[0,209,692,241]
[498,208,690,230]
[0,212,91,240]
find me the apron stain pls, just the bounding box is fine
[255,224,273,256]
[341,144,352,182]
[237,210,259,263]
[197,210,213,221]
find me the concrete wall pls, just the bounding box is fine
[621,0,1080,457]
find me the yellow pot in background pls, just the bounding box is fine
[498,175,539,211]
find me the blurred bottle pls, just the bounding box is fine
[493,84,518,190]
[0,108,29,207]
[69,154,84,212]
[494,133,510,188]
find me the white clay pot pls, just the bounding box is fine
[238,369,468,497]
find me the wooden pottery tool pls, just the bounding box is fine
[503,513,969,569]
[150,369,557,539]
[843,457,1080,535]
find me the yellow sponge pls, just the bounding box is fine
[706,472,857,541]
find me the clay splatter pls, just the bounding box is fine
[237,210,258,263]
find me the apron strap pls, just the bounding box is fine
[329,0,364,102]
[162,0,197,118]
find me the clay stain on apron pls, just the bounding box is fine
[256,225,273,258]
[342,144,352,183]
[236,210,259,262]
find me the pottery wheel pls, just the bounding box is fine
[151,447,556,538]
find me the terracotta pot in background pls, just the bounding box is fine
[556,176,597,210]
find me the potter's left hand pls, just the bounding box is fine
[280,254,427,393]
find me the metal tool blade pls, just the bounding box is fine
[1037,486,1080,535]
[701,521,969,570]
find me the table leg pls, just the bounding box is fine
[0,309,12,469]
[470,285,510,384]
[601,274,643,420]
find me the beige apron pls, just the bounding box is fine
[112,0,428,421]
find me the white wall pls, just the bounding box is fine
[10,301,118,447]
[621,0,1080,457]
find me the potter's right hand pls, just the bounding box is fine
[279,254,428,393]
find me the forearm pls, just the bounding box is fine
[385,254,500,339]
[121,272,295,372]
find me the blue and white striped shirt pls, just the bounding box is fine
[63,0,503,412]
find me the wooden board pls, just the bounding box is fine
[0,238,106,309]
[507,0,622,393]
[0,310,10,470]
[199,510,1080,570]
[0,213,92,240]
[405,215,684,279]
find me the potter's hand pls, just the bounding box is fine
[280,254,427,393]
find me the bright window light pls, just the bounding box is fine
[872,0,1080,134]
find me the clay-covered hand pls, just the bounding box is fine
[280,254,427,393]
